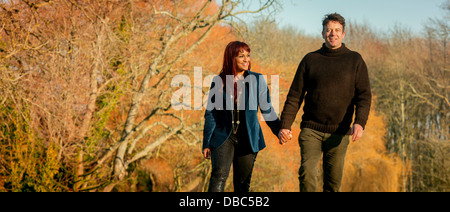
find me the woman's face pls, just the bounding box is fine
[235,50,250,73]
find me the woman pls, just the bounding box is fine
[202,41,283,192]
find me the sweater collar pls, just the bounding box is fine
[319,43,350,57]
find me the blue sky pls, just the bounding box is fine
[239,0,447,36]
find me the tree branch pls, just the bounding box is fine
[126,122,184,165]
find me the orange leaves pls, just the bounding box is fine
[342,110,404,192]
[255,123,300,191]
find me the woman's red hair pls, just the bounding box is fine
[219,41,251,81]
[219,41,251,103]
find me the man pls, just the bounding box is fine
[278,13,372,192]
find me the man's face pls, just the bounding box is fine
[322,21,346,49]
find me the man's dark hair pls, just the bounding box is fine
[322,13,346,31]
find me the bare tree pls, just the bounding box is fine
[106,0,281,185]
[0,0,281,191]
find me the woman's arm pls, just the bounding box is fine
[258,74,281,136]
[202,76,220,151]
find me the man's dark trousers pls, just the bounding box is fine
[298,128,350,192]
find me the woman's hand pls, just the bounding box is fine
[202,148,211,159]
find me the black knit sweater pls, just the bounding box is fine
[280,43,372,135]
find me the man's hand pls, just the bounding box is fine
[278,129,293,145]
[351,124,364,142]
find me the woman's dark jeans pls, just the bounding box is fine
[208,133,257,192]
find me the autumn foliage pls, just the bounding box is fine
[1,0,447,192]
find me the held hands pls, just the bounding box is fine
[278,129,293,145]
